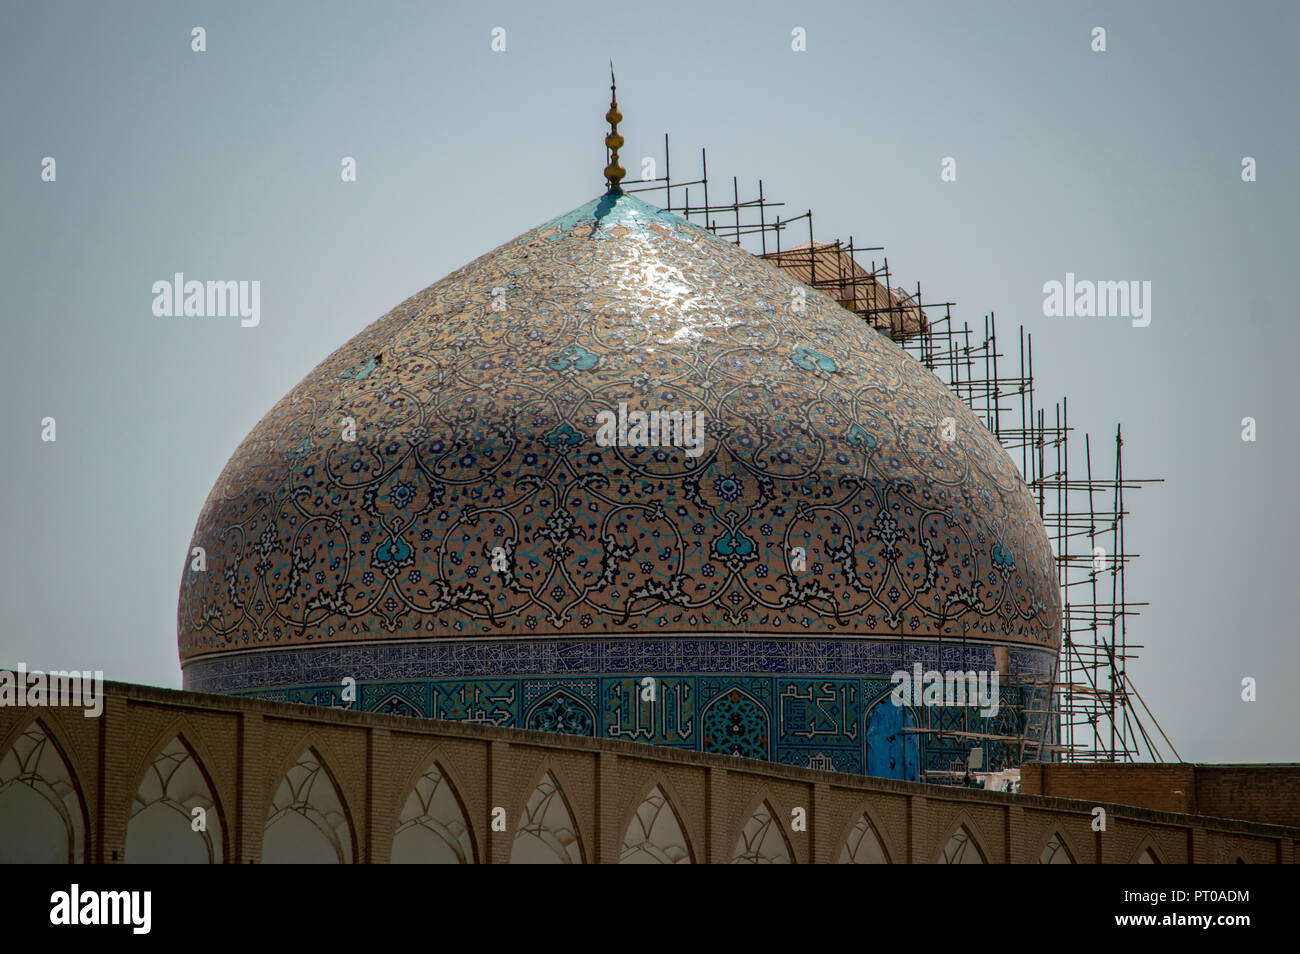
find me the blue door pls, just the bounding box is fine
[866,699,920,781]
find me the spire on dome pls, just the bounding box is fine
[603,62,626,194]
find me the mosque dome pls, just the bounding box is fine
[178,179,1059,776]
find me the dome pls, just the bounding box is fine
[178,190,1059,775]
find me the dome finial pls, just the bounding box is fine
[603,61,625,194]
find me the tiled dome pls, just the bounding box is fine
[177,192,1059,776]
[179,192,1059,671]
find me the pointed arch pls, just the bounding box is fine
[619,780,693,864]
[1037,830,1076,864]
[701,686,770,760]
[125,731,224,864]
[731,796,793,864]
[391,754,476,864]
[263,747,354,864]
[0,717,87,863]
[510,768,584,864]
[935,814,988,864]
[368,692,422,719]
[1134,836,1164,864]
[523,689,597,737]
[836,806,890,864]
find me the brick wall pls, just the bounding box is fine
[1194,767,1300,828]
[2,681,1295,864]
[1022,763,1300,830]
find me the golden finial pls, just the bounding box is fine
[604,61,625,194]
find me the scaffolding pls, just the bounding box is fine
[626,136,1179,770]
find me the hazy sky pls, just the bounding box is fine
[2,1,1296,762]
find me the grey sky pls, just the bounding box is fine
[2,0,1296,761]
